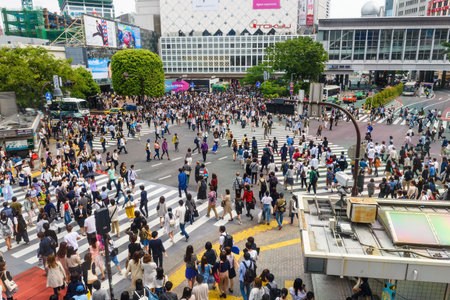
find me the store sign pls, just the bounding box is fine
[5,140,33,151]
[307,0,314,26]
[16,129,33,136]
[298,0,307,26]
[249,20,292,30]
[192,0,219,11]
[253,0,280,9]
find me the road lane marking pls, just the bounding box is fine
[159,175,172,180]
[172,157,182,161]
[152,163,163,167]
[218,156,228,160]
[205,162,211,165]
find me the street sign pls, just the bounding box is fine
[53,75,60,88]
[47,100,52,105]
[190,82,195,88]
[263,71,268,81]
[45,92,52,101]
[289,81,294,95]
[256,81,261,88]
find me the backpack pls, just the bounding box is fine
[139,229,148,241]
[48,236,58,250]
[48,207,58,223]
[267,283,282,300]
[243,261,256,284]
[0,220,12,237]
[184,207,191,223]
[374,157,381,168]
[17,216,27,233]
[310,171,318,183]
[244,151,249,159]
[223,233,234,248]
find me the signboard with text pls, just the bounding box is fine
[307,0,314,26]
[192,0,219,11]
[253,0,280,9]
[299,0,307,26]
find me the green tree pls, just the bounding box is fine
[265,36,328,82]
[0,46,99,107]
[442,41,450,57]
[70,67,100,99]
[242,62,273,85]
[111,49,165,102]
[259,81,288,97]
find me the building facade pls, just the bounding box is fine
[318,17,450,72]
[135,0,161,35]
[58,0,115,18]
[395,0,428,16]
[427,0,450,15]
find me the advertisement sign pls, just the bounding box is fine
[117,23,141,49]
[165,80,190,93]
[87,59,111,79]
[253,0,280,9]
[307,0,314,25]
[5,140,33,151]
[84,15,117,48]
[192,0,219,11]
[298,0,307,26]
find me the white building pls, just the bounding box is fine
[135,0,161,35]
[395,0,428,16]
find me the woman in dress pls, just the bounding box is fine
[46,254,66,298]
[123,190,135,219]
[124,251,143,290]
[157,196,168,228]
[164,207,175,243]
[56,242,70,281]
[142,253,157,291]
[184,245,198,289]
[89,236,105,280]
[220,189,233,221]
[197,255,213,286]
[0,212,13,251]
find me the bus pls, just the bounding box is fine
[402,81,417,96]
[49,98,90,118]
[323,85,341,99]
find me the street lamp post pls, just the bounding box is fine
[308,101,362,197]
[123,72,145,105]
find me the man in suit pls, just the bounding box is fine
[75,203,87,236]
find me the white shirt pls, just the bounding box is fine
[175,206,186,225]
[192,283,209,300]
[367,148,376,159]
[261,196,273,205]
[84,215,96,233]
[64,232,80,250]
[310,158,319,170]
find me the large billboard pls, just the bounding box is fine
[253,0,280,9]
[84,15,117,48]
[306,0,314,26]
[117,23,141,49]
[298,0,307,26]
[87,59,111,79]
[192,0,219,11]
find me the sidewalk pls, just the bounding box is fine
[169,219,313,299]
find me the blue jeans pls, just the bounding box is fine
[263,204,271,223]
[240,281,251,300]
[180,223,189,239]
[276,211,284,227]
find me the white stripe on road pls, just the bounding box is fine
[218,156,228,160]
[159,175,172,181]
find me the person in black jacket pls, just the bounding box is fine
[37,231,54,275]
[65,272,86,299]
[203,241,217,266]
[148,231,167,268]
[75,203,87,236]
[43,222,58,254]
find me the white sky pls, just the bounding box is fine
[0,0,373,18]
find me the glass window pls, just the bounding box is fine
[391,29,404,60]
[404,29,420,60]
[378,29,392,60]
[433,29,448,60]
[353,30,366,60]
[341,30,354,60]
[418,29,433,60]
[366,30,379,60]
[328,30,341,60]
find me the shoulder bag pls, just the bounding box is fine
[87,262,96,284]
[2,272,18,293]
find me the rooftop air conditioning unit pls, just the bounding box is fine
[346,198,377,223]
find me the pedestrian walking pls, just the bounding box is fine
[173,134,180,152]
[157,196,168,228]
[176,200,190,242]
[164,208,175,243]
[274,193,286,230]
[243,185,255,220]
[178,169,188,198]
[46,254,66,297]
[184,245,198,288]
[220,189,233,221]
[206,186,219,220]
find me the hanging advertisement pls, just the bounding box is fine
[83,15,117,48]
[299,0,307,25]
[165,80,190,93]
[5,140,34,151]
[87,59,112,79]
[253,0,280,9]
[192,0,219,11]
[117,23,141,49]
[306,0,314,26]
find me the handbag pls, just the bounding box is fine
[111,247,119,257]
[3,274,18,293]
[87,263,96,284]
[125,200,134,209]
[214,262,221,283]
[193,209,199,218]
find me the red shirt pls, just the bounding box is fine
[243,190,254,203]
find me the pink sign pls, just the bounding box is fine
[253,0,280,9]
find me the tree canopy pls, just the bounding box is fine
[442,41,450,58]
[242,62,273,85]
[111,49,165,99]
[0,46,99,108]
[265,36,328,82]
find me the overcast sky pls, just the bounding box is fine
[0,0,377,18]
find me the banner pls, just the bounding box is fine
[84,15,117,48]
[88,59,111,79]
[5,140,33,151]
[165,80,190,93]
[307,0,314,25]
[298,0,307,25]
[253,0,280,9]
[117,23,141,49]
[192,0,219,11]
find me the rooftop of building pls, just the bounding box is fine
[299,195,450,283]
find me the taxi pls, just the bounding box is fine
[104,107,125,115]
